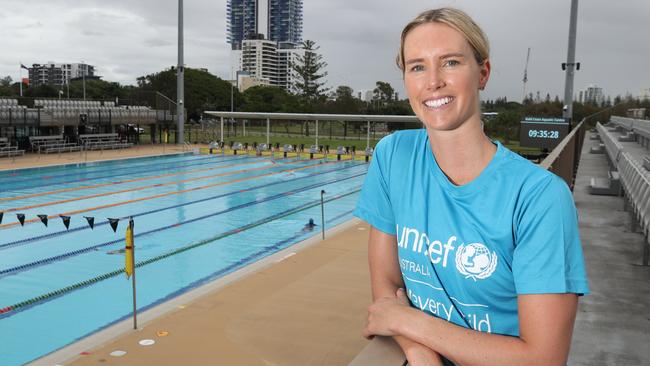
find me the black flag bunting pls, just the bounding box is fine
[60,215,71,230]
[37,214,48,227]
[16,213,25,226]
[0,212,3,225]
[85,216,95,229]
[108,218,119,232]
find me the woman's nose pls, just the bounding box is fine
[426,69,444,90]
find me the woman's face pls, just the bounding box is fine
[403,22,490,132]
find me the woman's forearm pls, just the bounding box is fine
[395,307,568,366]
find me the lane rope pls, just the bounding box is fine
[3,158,305,212]
[0,172,366,276]
[0,188,361,317]
[0,154,217,185]
[0,158,340,229]
[2,155,249,192]
[0,162,365,250]
[1,156,269,203]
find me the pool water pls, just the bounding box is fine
[0,153,367,365]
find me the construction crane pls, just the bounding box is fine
[522,47,531,103]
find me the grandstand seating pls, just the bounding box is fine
[33,99,157,125]
[0,137,25,158]
[28,135,82,153]
[0,98,40,125]
[79,133,133,150]
[591,116,650,264]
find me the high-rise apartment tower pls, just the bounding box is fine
[227,0,304,92]
[227,0,303,49]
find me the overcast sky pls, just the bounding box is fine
[1,0,648,102]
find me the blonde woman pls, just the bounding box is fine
[354,8,588,366]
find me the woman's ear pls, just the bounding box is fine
[479,59,491,90]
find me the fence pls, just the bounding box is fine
[539,119,586,190]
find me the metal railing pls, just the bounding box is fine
[202,111,421,152]
[617,152,650,264]
[540,119,586,190]
[596,122,623,167]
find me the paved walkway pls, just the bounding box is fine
[569,134,650,365]
[36,220,372,366]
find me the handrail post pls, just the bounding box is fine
[266,118,270,146]
[220,116,224,143]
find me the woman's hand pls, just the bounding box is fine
[363,288,412,339]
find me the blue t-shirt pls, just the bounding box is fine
[354,129,589,337]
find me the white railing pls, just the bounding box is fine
[596,122,624,166]
[610,116,635,131]
[617,152,650,264]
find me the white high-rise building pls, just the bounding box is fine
[356,89,374,102]
[28,62,95,87]
[233,39,303,92]
[581,84,604,105]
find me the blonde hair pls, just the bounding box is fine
[396,8,490,71]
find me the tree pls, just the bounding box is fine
[292,40,329,106]
[335,85,354,100]
[373,81,394,102]
[241,85,299,113]
[0,76,14,96]
[0,76,12,87]
[137,67,240,121]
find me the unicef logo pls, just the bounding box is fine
[455,242,497,281]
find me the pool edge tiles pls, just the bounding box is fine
[27,218,363,366]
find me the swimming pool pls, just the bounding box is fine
[0,153,367,365]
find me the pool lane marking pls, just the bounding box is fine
[1,155,247,192]
[2,158,306,212]
[0,156,268,203]
[0,172,364,276]
[0,158,335,229]
[0,188,361,317]
[0,158,263,206]
[0,162,365,250]
[0,154,214,181]
[0,154,218,185]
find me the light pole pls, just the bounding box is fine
[176,0,185,145]
[562,0,579,124]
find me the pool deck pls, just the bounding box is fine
[35,218,372,366]
[6,141,649,366]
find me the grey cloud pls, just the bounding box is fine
[0,0,648,100]
[144,37,174,47]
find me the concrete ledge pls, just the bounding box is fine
[349,336,405,366]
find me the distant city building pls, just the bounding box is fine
[227,0,304,92]
[28,62,95,87]
[232,39,304,91]
[269,0,303,45]
[580,84,604,105]
[639,88,650,101]
[227,0,303,50]
[356,89,374,102]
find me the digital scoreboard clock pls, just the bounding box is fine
[519,117,570,149]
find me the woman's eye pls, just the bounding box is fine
[443,59,460,67]
[410,64,424,72]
